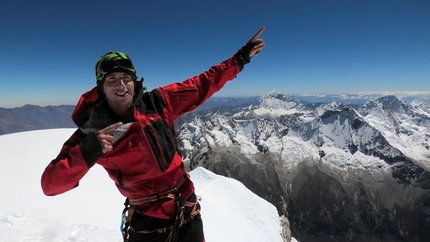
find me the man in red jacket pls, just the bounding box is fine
[41,27,265,242]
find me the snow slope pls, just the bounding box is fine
[0,129,294,242]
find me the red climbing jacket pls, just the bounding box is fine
[41,55,240,220]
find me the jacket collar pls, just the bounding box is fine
[72,82,146,129]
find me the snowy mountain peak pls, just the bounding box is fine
[227,91,311,119]
[410,97,430,117]
[378,95,411,112]
[260,91,303,110]
[260,90,284,99]
[313,101,343,117]
[361,95,411,115]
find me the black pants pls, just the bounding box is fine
[128,194,204,242]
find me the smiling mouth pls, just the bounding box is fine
[115,91,129,97]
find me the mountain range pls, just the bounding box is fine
[0,104,75,135]
[177,91,430,242]
[1,92,429,241]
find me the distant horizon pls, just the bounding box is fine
[2,90,429,109]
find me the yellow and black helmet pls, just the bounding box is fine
[95,52,137,89]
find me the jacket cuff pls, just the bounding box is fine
[234,46,251,71]
[79,132,103,168]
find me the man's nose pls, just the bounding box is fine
[117,79,126,86]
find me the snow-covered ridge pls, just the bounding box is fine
[0,129,289,242]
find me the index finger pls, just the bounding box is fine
[99,122,123,134]
[249,26,265,42]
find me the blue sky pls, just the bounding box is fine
[1,0,429,108]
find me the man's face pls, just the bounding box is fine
[103,72,135,108]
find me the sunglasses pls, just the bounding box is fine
[99,59,133,73]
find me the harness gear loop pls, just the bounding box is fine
[121,198,130,242]
[171,187,183,242]
[121,173,201,242]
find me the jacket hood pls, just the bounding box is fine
[71,87,101,127]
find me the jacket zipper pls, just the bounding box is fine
[148,126,168,167]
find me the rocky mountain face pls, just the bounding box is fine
[177,91,430,242]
